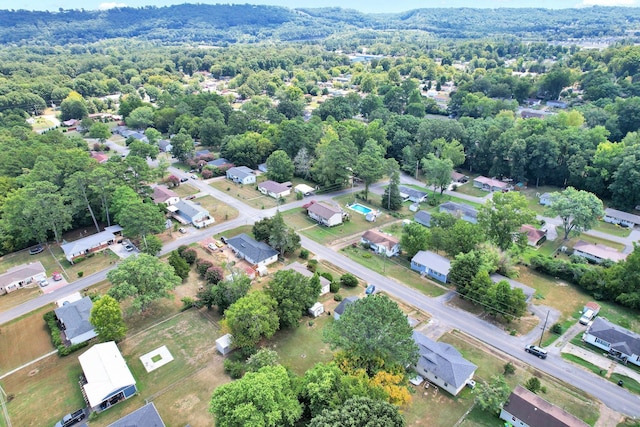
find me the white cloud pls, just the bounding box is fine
[98,2,127,10]
[581,0,635,5]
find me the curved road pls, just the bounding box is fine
[2,168,639,418]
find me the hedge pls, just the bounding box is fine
[43,311,90,356]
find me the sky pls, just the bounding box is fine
[3,0,638,13]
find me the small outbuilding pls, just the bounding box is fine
[216,333,233,356]
[308,302,324,318]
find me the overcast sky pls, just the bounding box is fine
[3,0,638,12]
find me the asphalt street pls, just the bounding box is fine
[2,165,639,418]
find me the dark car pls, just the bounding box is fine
[524,344,548,359]
[180,177,189,182]
[220,236,228,244]
[54,409,85,427]
[29,245,44,255]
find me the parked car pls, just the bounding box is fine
[214,240,224,248]
[179,227,187,234]
[185,195,196,200]
[124,243,134,252]
[207,243,217,251]
[524,344,548,359]
[52,272,63,281]
[29,245,44,255]
[579,309,595,325]
[365,284,376,295]
[180,177,188,182]
[38,277,49,287]
[54,409,86,427]
[191,174,198,179]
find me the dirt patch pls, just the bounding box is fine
[595,403,623,427]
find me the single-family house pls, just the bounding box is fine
[334,296,359,320]
[226,166,256,185]
[152,186,180,206]
[169,200,215,228]
[399,186,428,203]
[572,240,628,264]
[521,110,546,119]
[258,180,291,199]
[196,149,211,158]
[78,341,137,412]
[539,192,553,206]
[283,261,331,295]
[547,100,568,109]
[63,119,78,127]
[61,225,123,264]
[54,296,97,345]
[500,385,589,427]
[411,251,451,283]
[412,331,477,396]
[108,402,166,427]
[307,202,343,227]
[451,171,468,183]
[258,163,268,173]
[295,184,315,196]
[519,224,547,247]
[207,158,233,169]
[158,140,173,153]
[414,210,432,227]
[439,201,478,224]
[90,152,109,164]
[227,233,278,267]
[216,333,233,356]
[473,176,510,192]
[0,261,46,295]
[603,208,640,228]
[583,317,640,367]
[361,229,400,257]
[490,273,536,303]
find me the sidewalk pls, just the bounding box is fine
[562,342,640,384]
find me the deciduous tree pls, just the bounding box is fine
[400,222,430,258]
[548,187,604,240]
[266,149,295,183]
[224,291,279,354]
[308,396,405,427]
[476,375,511,415]
[266,269,320,328]
[89,295,127,342]
[478,191,536,251]
[355,139,386,201]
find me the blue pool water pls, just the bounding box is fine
[349,203,373,214]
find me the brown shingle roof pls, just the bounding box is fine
[361,229,399,251]
[307,202,341,219]
[503,386,589,427]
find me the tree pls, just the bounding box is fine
[128,140,159,160]
[324,294,418,373]
[382,159,403,211]
[308,396,405,427]
[293,147,313,179]
[266,269,320,328]
[245,348,279,372]
[107,254,180,312]
[125,106,155,129]
[266,150,295,183]
[60,91,88,121]
[89,295,126,342]
[141,234,163,256]
[171,129,195,162]
[114,196,165,249]
[168,250,190,281]
[448,251,485,296]
[400,222,430,258]
[355,139,386,201]
[525,377,541,393]
[224,291,279,354]
[269,211,301,256]
[65,171,101,234]
[476,375,511,415]
[209,365,302,427]
[609,146,640,210]
[209,274,252,313]
[547,187,604,240]
[89,122,111,142]
[253,216,274,242]
[144,127,162,145]
[478,191,536,251]
[312,129,357,189]
[422,154,453,196]
[441,220,485,257]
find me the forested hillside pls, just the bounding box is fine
[1,4,640,45]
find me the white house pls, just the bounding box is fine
[258,180,291,199]
[360,229,400,257]
[412,331,477,396]
[0,261,46,295]
[283,261,331,295]
[539,192,553,206]
[603,208,640,228]
[583,317,640,367]
[169,200,215,228]
[216,333,233,356]
[439,201,478,224]
[54,296,97,345]
[399,186,428,203]
[61,225,123,264]
[473,176,510,192]
[500,385,589,427]
[78,341,137,412]
[306,201,343,227]
[227,233,278,268]
[572,240,628,264]
[226,166,256,185]
[152,186,180,206]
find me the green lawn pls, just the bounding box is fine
[193,195,239,223]
[561,354,607,376]
[592,221,632,238]
[173,183,200,197]
[452,183,488,198]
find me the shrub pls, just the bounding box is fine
[334,294,343,301]
[320,272,333,282]
[77,271,84,278]
[503,362,515,376]
[329,281,340,293]
[205,266,225,285]
[182,248,197,264]
[177,245,189,256]
[525,377,541,393]
[223,359,245,379]
[73,256,86,264]
[551,323,563,335]
[181,297,195,310]
[299,249,310,259]
[307,259,318,273]
[196,259,214,277]
[340,273,358,288]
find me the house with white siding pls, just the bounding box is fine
[583,317,640,367]
[603,208,640,228]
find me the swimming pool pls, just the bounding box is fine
[349,203,373,215]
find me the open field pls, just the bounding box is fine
[210,176,316,210]
[172,183,200,197]
[193,195,240,222]
[0,306,55,374]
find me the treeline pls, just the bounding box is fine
[1,4,640,45]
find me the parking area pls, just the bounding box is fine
[112,242,138,259]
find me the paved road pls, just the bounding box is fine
[2,168,640,417]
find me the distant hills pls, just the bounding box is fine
[0,4,639,45]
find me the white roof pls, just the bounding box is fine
[295,184,315,194]
[79,342,136,408]
[56,292,83,307]
[216,333,232,348]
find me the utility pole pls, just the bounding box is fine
[538,310,550,347]
[415,159,419,180]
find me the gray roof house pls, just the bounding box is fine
[108,403,165,427]
[412,331,477,396]
[61,225,123,264]
[334,296,359,320]
[411,250,451,283]
[0,261,46,295]
[307,202,343,227]
[583,317,640,367]
[399,186,428,203]
[283,261,331,295]
[158,140,173,153]
[226,166,256,185]
[539,192,553,206]
[414,210,431,227]
[170,200,215,228]
[227,233,278,268]
[603,208,640,228]
[258,180,291,199]
[207,158,233,168]
[500,385,589,427]
[54,296,97,345]
[439,201,478,224]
